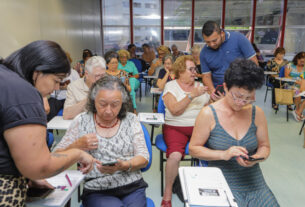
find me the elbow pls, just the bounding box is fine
[19,160,52,180]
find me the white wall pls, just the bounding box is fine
[0,0,102,66]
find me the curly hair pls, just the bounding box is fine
[224,59,264,91]
[86,75,133,119]
[173,55,195,79]
[117,49,130,59]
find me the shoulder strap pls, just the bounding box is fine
[209,105,219,124]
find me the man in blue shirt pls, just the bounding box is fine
[200,21,258,99]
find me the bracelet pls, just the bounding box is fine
[127,160,132,172]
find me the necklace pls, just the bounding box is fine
[94,114,119,129]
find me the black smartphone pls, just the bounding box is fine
[215,85,225,95]
[27,187,54,199]
[102,161,118,166]
[243,156,264,161]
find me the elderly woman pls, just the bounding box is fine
[284,52,305,121]
[161,55,210,207]
[190,59,279,207]
[105,51,131,92]
[0,40,95,206]
[54,75,149,207]
[63,56,106,120]
[266,47,289,110]
[191,45,203,80]
[156,54,175,90]
[117,49,140,113]
[148,45,170,77]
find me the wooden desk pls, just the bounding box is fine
[27,170,85,207]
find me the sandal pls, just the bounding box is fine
[292,110,302,122]
[288,105,293,111]
[161,199,172,207]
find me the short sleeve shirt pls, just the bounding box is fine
[200,31,256,87]
[158,68,174,83]
[118,61,139,76]
[0,65,47,175]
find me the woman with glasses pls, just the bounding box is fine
[117,49,140,113]
[190,59,279,207]
[105,51,131,92]
[161,55,210,207]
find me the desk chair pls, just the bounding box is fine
[275,66,291,122]
[47,132,54,150]
[155,94,196,196]
[141,124,155,207]
[264,75,273,103]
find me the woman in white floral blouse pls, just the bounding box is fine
[54,75,149,207]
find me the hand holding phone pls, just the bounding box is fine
[215,85,225,95]
[102,161,118,166]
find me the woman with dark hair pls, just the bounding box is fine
[266,47,289,110]
[285,52,305,121]
[75,49,93,77]
[0,40,95,206]
[54,75,149,207]
[190,59,279,207]
[105,51,131,92]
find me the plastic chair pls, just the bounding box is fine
[141,124,155,207]
[264,75,273,103]
[155,94,200,196]
[47,131,54,150]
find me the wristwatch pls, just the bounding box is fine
[187,94,193,101]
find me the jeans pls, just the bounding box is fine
[82,187,146,207]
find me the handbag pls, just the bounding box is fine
[275,80,294,105]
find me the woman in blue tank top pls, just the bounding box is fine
[189,59,279,207]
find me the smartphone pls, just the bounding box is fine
[27,187,54,199]
[243,156,264,161]
[215,85,225,95]
[102,161,118,166]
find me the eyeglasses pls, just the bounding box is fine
[187,67,197,73]
[230,92,255,104]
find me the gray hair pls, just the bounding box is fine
[85,56,106,73]
[162,54,174,64]
[86,75,132,119]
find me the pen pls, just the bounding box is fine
[65,174,72,187]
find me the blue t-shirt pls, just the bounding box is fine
[0,65,47,176]
[200,31,256,87]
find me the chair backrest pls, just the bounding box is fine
[157,93,166,115]
[57,109,63,116]
[47,132,54,149]
[140,124,152,172]
[130,58,142,73]
[279,66,286,77]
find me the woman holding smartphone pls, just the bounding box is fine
[189,59,279,207]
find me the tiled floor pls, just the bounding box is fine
[59,83,305,207]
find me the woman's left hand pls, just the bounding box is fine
[96,159,128,175]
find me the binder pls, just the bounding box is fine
[179,167,238,207]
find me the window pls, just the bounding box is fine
[133,0,161,52]
[284,0,305,54]
[225,0,252,35]
[164,0,192,51]
[194,0,222,44]
[134,2,141,8]
[102,0,130,52]
[254,0,283,53]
